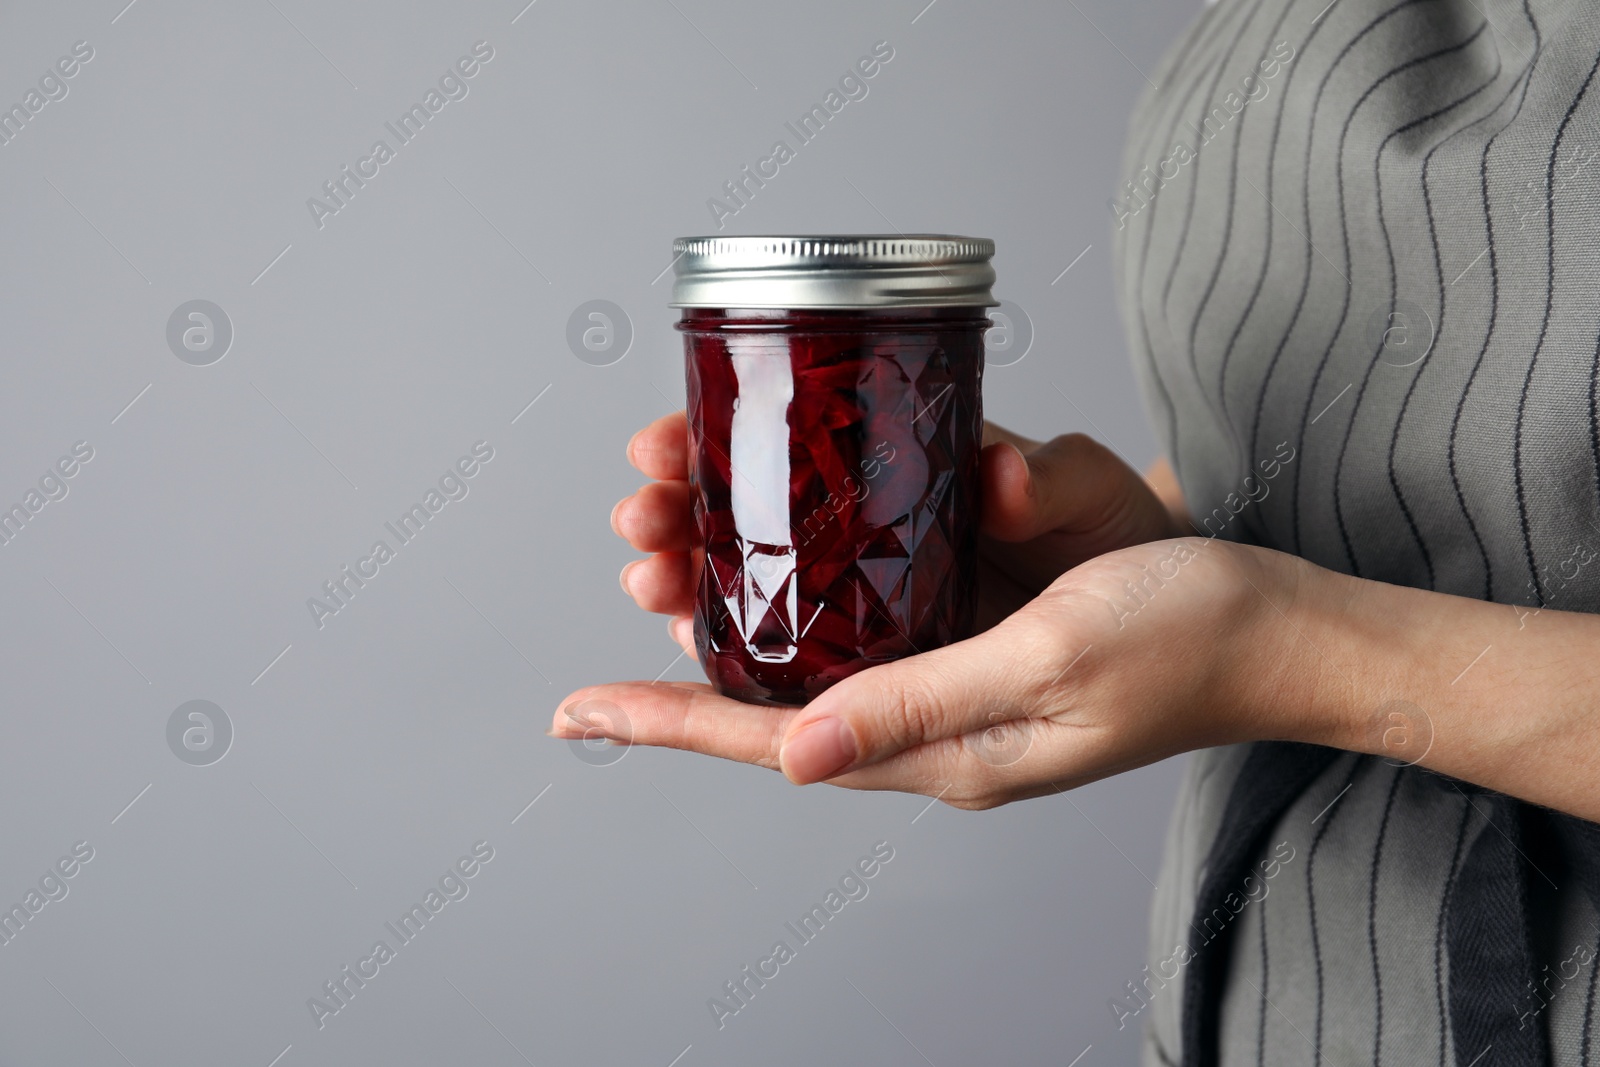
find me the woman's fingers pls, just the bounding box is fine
[550,610,1107,807]
[668,614,696,656]
[981,420,1042,455]
[612,480,694,552]
[627,411,690,481]
[549,680,1079,806]
[619,551,695,615]
[551,620,1046,777]
[775,618,1062,785]
[982,433,1158,543]
[616,414,696,614]
[819,723,1103,807]
[976,434,1181,596]
[551,681,795,768]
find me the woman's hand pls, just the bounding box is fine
[973,423,1187,626]
[561,412,1308,808]
[571,411,1600,823]
[557,530,1313,808]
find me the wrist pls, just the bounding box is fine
[1227,553,1388,753]
[1267,564,1494,766]
[1201,548,1600,822]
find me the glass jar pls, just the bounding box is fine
[671,235,996,706]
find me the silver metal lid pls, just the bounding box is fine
[669,234,997,309]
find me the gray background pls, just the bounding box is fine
[0,0,1200,1063]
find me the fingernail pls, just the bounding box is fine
[670,616,694,648]
[1004,442,1035,497]
[781,717,857,783]
[619,561,638,596]
[610,497,628,536]
[560,701,607,736]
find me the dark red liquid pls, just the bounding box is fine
[680,307,987,706]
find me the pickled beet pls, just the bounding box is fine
[680,307,986,706]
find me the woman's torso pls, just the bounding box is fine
[1112,0,1600,1062]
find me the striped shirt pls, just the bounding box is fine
[1111,1,1600,1063]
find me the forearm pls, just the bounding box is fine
[1267,562,1600,823]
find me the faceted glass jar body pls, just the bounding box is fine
[680,306,986,706]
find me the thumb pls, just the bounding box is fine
[776,623,1046,784]
[982,433,1170,544]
